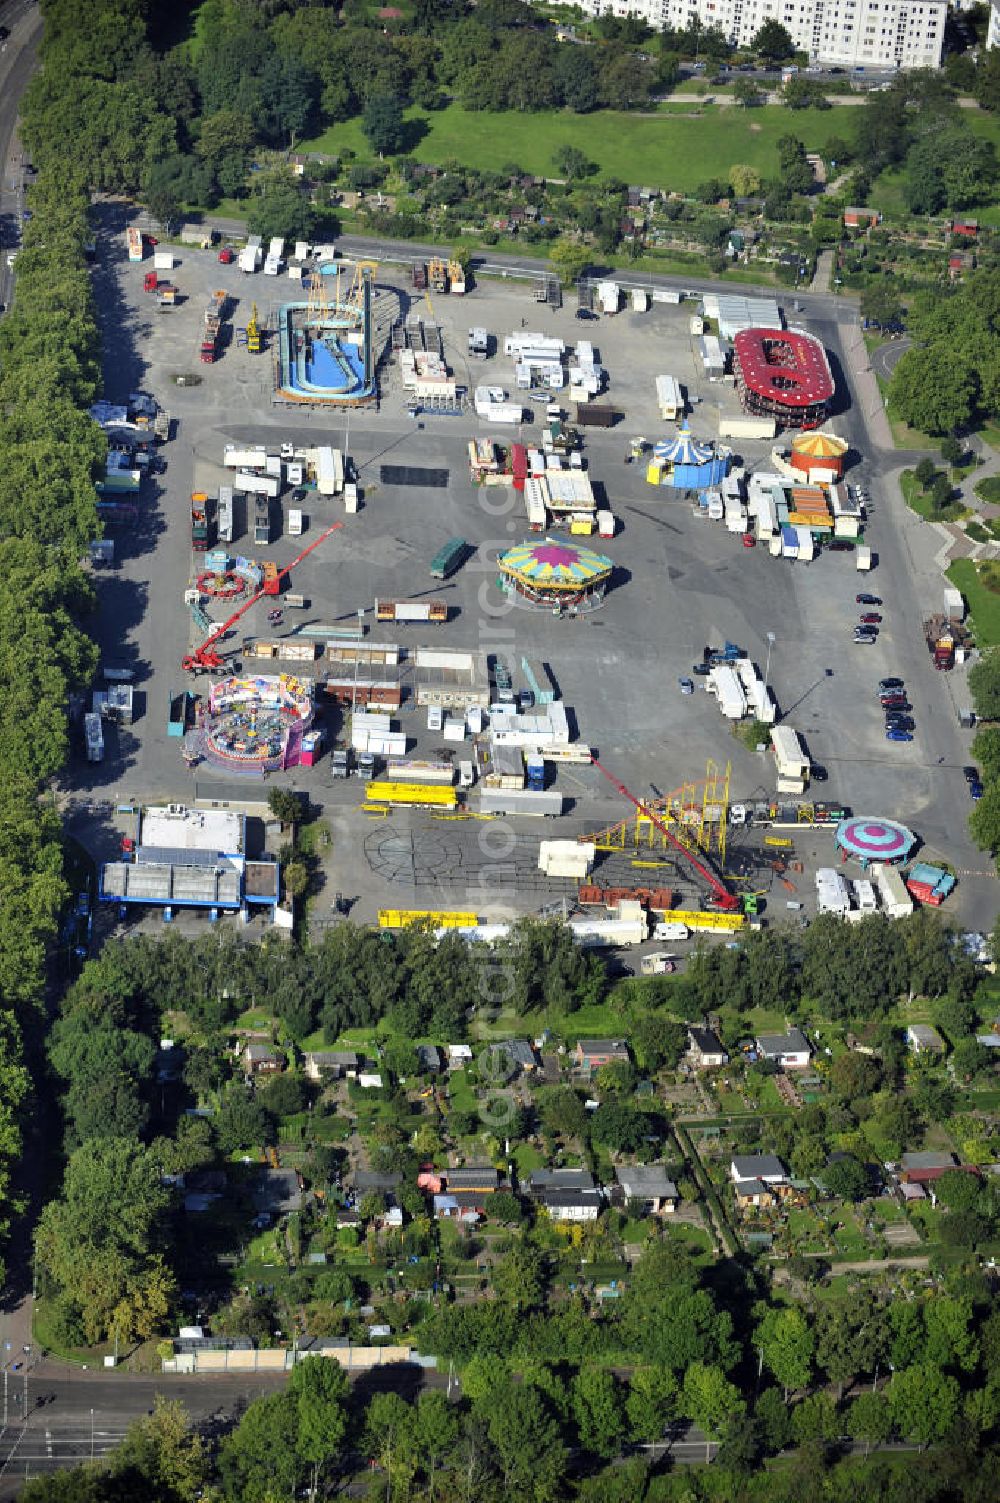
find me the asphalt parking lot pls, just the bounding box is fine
[68,204,997,930]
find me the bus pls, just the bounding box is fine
[430,537,469,579]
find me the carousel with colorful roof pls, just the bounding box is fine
[788,431,848,481]
[497,537,614,612]
[646,425,730,490]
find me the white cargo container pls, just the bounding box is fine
[568,917,647,947]
[288,508,303,536]
[386,760,455,784]
[263,255,281,276]
[771,725,810,790]
[816,867,851,916]
[596,281,620,315]
[443,717,466,743]
[655,375,683,421]
[718,415,777,440]
[597,511,615,539]
[153,251,174,272]
[268,237,285,260]
[315,447,336,496]
[538,840,595,879]
[872,863,913,919]
[943,586,965,622]
[793,526,815,562]
[477,788,563,817]
[236,471,280,498]
[631,288,649,312]
[344,483,359,513]
[224,446,267,469]
[856,545,872,572]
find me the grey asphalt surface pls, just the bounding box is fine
[0,2,40,317]
[870,335,912,383]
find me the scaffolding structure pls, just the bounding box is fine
[586,760,731,869]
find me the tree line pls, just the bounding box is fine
[18,1246,1000,1502]
[0,3,110,1289]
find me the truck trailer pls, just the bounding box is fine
[477,788,563,817]
[376,599,448,624]
[770,725,810,792]
[655,375,683,421]
[190,493,211,550]
[236,471,280,498]
[718,415,777,440]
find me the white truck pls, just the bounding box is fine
[239,235,262,274]
[236,471,281,498]
[655,375,683,421]
[771,724,810,793]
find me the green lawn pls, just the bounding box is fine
[301,102,862,192]
[900,469,968,524]
[974,475,1000,506]
[948,558,1000,647]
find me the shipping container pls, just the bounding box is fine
[718,415,777,440]
[477,788,563,817]
[771,725,810,787]
[236,471,280,498]
[430,538,468,579]
[655,375,683,421]
[385,761,455,785]
[315,447,336,496]
[574,402,621,428]
[218,485,234,543]
[375,599,447,624]
[223,447,267,470]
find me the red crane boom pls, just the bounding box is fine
[182,522,343,673]
[589,754,740,912]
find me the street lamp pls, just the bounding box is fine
[764,631,776,694]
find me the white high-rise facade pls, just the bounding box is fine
[559,0,946,70]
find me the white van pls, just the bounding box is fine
[426,705,443,732]
[458,760,475,788]
[288,508,304,536]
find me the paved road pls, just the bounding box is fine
[0,0,40,316]
[871,336,912,383]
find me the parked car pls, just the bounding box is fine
[829,540,853,552]
[860,613,882,624]
[886,728,913,742]
[575,308,597,321]
[858,594,882,606]
[692,663,711,676]
[878,677,904,691]
[854,628,877,640]
[741,533,755,548]
[885,716,914,730]
[881,697,911,711]
[218,247,235,264]
[811,765,828,781]
[679,677,694,695]
[853,635,876,646]
[963,765,980,784]
[970,780,985,800]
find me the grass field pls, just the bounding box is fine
[301,102,863,191]
[900,469,967,523]
[948,558,1000,647]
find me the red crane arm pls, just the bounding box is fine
[589,755,739,912]
[183,522,343,672]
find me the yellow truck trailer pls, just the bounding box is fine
[365,781,458,809]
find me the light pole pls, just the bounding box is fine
[764,630,776,695]
[90,1408,94,1460]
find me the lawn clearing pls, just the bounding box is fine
[900,469,967,523]
[948,558,1000,647]
[301,102,861,193]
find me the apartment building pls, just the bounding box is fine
[555,0,946,70]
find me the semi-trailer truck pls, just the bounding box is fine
[190,493,211,550]
[376,599,447,623]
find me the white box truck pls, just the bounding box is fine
[236,471,281,498]
[771,725,810,793]
[288,509,304,536]
[218,486,234,543]
[655,375,683,421]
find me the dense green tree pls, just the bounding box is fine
[889,1362,960,1446]
[572,1368,626,1458]
[245,168,316,243]
[363,93,406,157]
[890,344,979,436]
[681,1362,745,1439]
[486,1383,566,1501]
[753,20,795,58]
[219,1392,302,1502]
[215,1091,273,1153]
[755,1307,814,1398]
[626,1365,678,1442]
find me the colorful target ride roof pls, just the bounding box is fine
[733,328,835,412]
[835,815,916,866]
